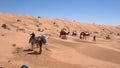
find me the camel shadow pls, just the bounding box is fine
[23,49,33,52]
[23,49,41,55]
[27,51,41,55]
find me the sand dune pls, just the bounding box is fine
[0,13,120,68]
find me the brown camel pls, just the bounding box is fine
[29,33,46,54]
[59,30,70,39]
[80,32,90,40]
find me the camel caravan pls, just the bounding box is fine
[59,28,91,40]
[28,28,111,55]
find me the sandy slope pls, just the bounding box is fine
[0,13,120,68]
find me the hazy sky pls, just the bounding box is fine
[0,0,120,25]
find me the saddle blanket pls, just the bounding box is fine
[37,35,47,44]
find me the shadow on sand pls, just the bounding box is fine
[27,51,41,55]
[23,49,33,52]
[23,49,41,55]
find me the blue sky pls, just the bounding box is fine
[0,0,120,25]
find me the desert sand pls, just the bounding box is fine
[0,13,120,68]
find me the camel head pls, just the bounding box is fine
[67,32,70,35]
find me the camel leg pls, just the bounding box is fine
[80,35,82,39]
[36,43,39,48]
[39,41,42,54]
[84,36,86,40]
[81,35,84,40]
[80,35,83,39]
[65,35,67,40]
[31,42,34,51]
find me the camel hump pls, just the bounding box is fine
[80,32,85,35]
[38,35,47,44]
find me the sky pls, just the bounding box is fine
[0,0,120,26]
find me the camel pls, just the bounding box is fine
[80,32,90,40]
[105,35,111,39]
[72,31,77,36]
[59,30,70,39]
[29,32,46,54]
